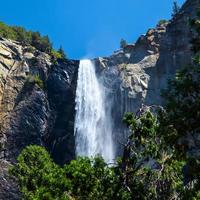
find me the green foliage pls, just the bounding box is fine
[51,49,62,59]
[10,145,72,200]
[0,22,17,40]
[10,110,199,200]
[58,46,67,59]
[190,11,200,54]
[11,146,130,200]
[26,74,44,89]
[31,32,52,53]
[158,11,200,198]
[122,110,185,199]
[160,11,200,153]
[12,26,32,44]
[0,21,67,60]
[65,156,116,200]
[0,21,52,53]
[158,19,168,26]
[161,66,200,145]
[51,47,67,64]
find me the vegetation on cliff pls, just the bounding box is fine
[0,21,66,61]
[26,75,45,89]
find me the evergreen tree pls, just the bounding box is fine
[122,109,184,199]
[172,1,180,17]
[10,145,72,200]
[58,46,67,59]
[159,10,200,199]
[161,10,200,152]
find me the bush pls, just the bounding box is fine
[11,145,130,200]
[122,110,185,199]
[0,21,68,62]
[26,74,44,89]
[10,145,72,200]
[58,46,67,59]
[64,156,119,200]
[51,47,67,64]
[0,22,17,40]
[31,32,52,53]
[158,19,168,26]
[51,49,63,60]
[12,26,32,44]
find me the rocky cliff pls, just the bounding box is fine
[0,38,79,199]
[94,0,198,154]
[0,0,199,199]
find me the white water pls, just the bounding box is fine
[74,59,114,163]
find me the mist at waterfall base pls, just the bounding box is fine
[74,60,115,163]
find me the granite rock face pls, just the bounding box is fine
[94,0,199,155]
[46,59,79,164]
[0,38,79,199]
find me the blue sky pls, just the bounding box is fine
[0,0,185,59]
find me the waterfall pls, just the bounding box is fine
[74,59,114,163]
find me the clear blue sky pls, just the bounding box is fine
[0,0,185,59]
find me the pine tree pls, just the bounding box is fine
[159,11,200,198]
[172,1,180,17]
[58,46,66,59]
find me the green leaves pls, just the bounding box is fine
[161,64,200,150]
[11,147,128,200]
[26,74,44,89]
[121,109,186,199]
[0,21,67,60]
[64,156,120,200]
[10,145,71,200]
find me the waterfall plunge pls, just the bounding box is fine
[74,59,114,163]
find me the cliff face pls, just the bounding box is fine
[96,0,197,109]
[0,38,79,162]
[0,0,199,199]
[0,38,79,199]
[94,0,198,154]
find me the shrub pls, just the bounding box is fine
[51,49,63,61]
[0,21,57,55]
[10,145,72,200]
[0,22,17,40]
[0,21,68,61]
[51,47,67,64]
[12,26,32,44]
[58,46,67,59]
[26,74,44,89]
[158,19,168,26]
[31,32,52,53]
[122,110,185,199]
[64,156,119,200]
[11,145,130,200]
